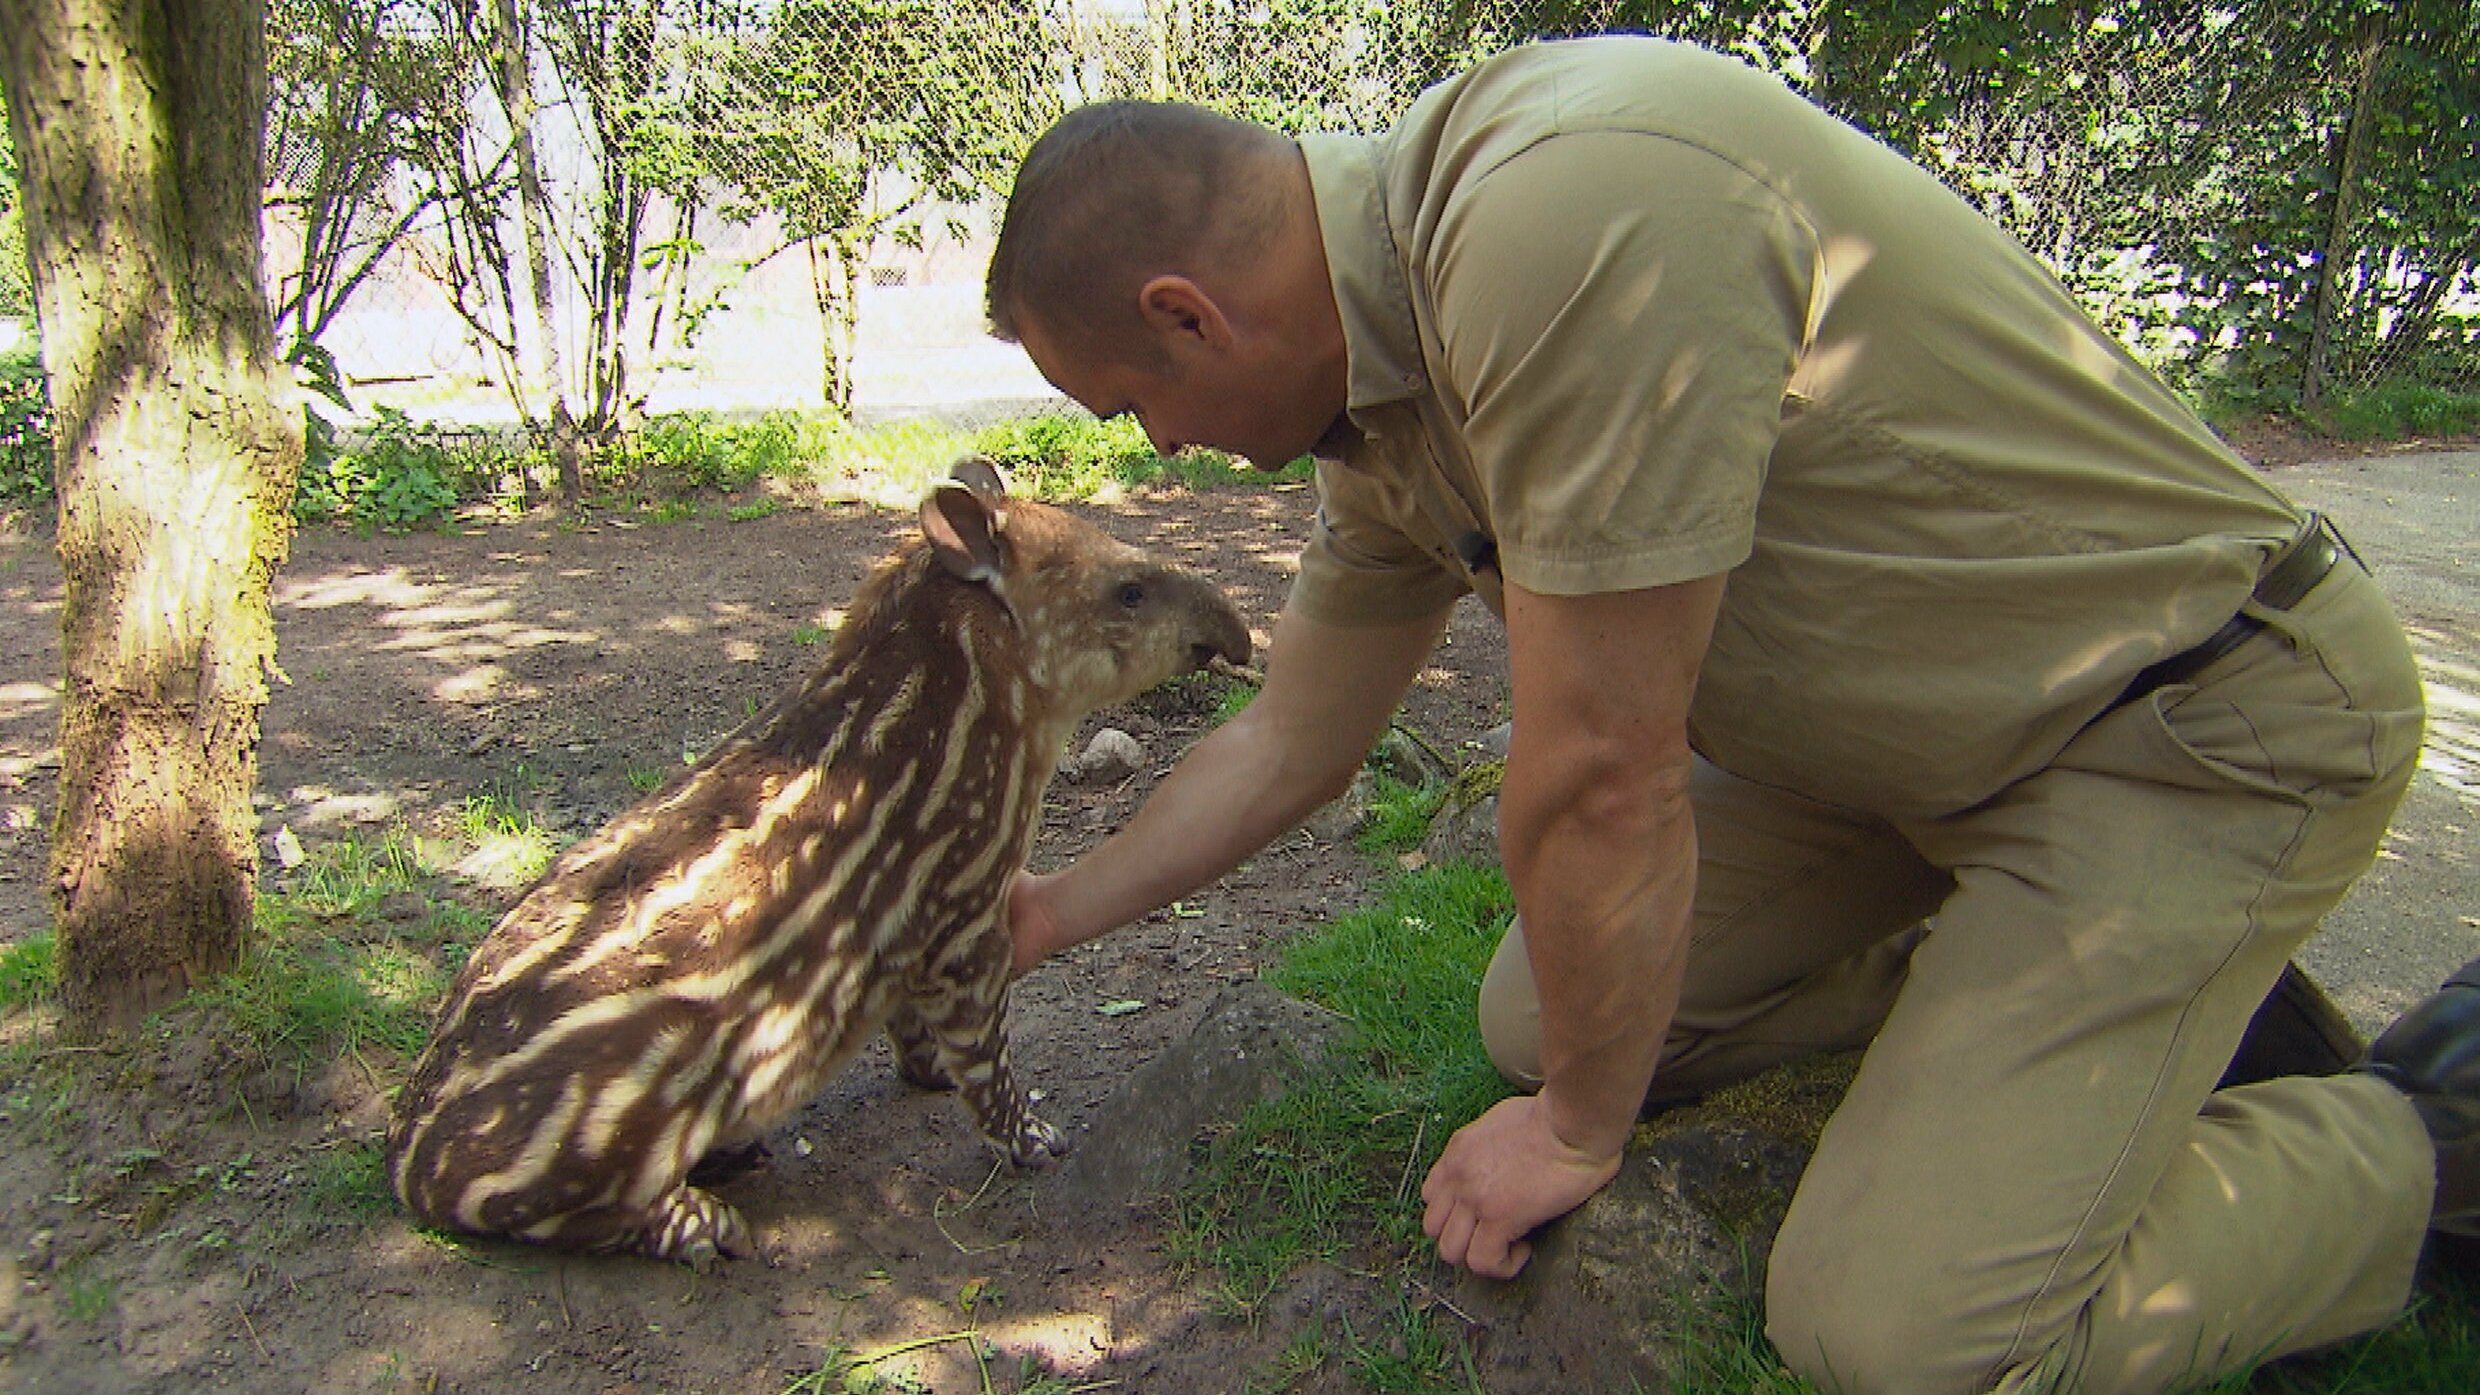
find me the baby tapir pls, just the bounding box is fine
[387,456,1250,1265]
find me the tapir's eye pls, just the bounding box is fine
[1116,581,1146,610]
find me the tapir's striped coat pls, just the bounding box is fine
[387,459,1249,1264]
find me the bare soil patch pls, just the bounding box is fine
[0,482,1510,1395]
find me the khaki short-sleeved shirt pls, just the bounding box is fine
[1292,36,2304,818]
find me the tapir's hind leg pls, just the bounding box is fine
[524,1187,753,1269]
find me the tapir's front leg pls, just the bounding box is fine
[903,923,1066,1167]
[887,998,957,1091]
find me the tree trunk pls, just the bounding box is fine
[0,0,302,1031]
[2303,13,2390,414]
[808,235,858,415]
[492,0,582,502]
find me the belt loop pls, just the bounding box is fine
[2321,512,2371,577]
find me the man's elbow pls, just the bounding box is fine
[1502,741,1695,853]
[1220,704,1372,829]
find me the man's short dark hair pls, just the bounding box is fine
[986,101,1289,360]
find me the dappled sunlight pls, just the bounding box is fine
[272,552,795,714]
[279,564,435,612]
[101,1255,253,1381]
[0,678,58,724]
[974,1309,1116,1376]
[339,1230,521,1385]
[278,784,405,835]
[2410,631,2480,803]
[453,829,557,894]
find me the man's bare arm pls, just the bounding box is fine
[1011,599,1453,971]
[1423,572,1723,1277]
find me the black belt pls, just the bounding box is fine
[2117,513,2351,706]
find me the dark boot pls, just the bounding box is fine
[2221,960,2365,1089]
[2360,955,2480,1239]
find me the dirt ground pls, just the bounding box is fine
[0,479,1514,1395]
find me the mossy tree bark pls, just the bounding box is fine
[0,0,302,1030]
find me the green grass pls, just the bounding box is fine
[302,1138,396,1220]
[1172,820,2480,1395]
[454,792,559,888]
[1357,773,1450,858]
[200,828,496,1066]
[1170,862,1514,1316]
[0,928,58,1010]
[972,411,1312,498]
[1214,676,1260,724]
[58,1265,115,1323]
[2318,382,2480,442]
[374,404,1315,524]
[1337,1290,1486,1394]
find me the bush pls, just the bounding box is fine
[626,410,812,491]
[295,405,468,531]
[971,412,1310,497]
[0,343,53,506]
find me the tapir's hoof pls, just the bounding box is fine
[1008,1114,1071,1169]
[642,1185,752,1268]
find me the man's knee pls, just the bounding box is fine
[1766,1213,2017,1395]
[1477,916,1543,1089]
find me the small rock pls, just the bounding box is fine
[1066,728,1145,784]
[1368,727,1449,785]
[1041,982,1352,1211]
[1306,769,1377,844]
[1419,790,1502,871]
[271,825,306,870]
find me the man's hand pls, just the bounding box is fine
[1420,1093,1623,1279]
[1005,870,1062,978]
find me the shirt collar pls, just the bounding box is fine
[1298,131,1429,418]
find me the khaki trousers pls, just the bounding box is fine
[1477,561,2433,1394]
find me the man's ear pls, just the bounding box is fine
[1137,274,1231,350]
[921,479,1006,584]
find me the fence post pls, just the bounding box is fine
[2303,12,2390,416]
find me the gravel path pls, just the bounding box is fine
[2282,450,2480,1030]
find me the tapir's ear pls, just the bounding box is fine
[923,478,1006,584]
[950,454,1009,502]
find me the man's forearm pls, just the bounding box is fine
[1501,752,1699,1162]
[1032,602,1452,960]
[1040,706,1356,952]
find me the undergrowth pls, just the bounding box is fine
[0,375,1315,521]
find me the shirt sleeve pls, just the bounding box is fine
[1289,458,1473,627]
[1426,129,1820,595]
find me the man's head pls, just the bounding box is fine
[987,101,1349,471]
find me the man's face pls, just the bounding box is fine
[1018,318,1338,473]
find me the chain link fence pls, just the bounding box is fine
[270,0,2477,439]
